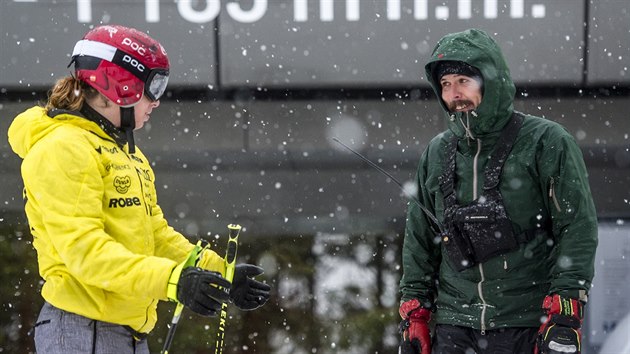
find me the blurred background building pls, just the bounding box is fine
[1,1,628,353]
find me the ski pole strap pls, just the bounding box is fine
[398,318,410,335]
[167,241,205,302]
[162,240,208,354]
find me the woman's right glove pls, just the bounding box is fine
[167,266,231,317]
[399,299,432,354]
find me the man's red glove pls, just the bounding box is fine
[535,294,584,354]
[399,299,431,354]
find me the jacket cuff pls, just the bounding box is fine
[399,299,432,321]
[197,249,226,277]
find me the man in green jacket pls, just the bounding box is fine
[398,29,598,354]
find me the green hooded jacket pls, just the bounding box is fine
[399,29,598,330]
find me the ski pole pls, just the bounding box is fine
[161,241,206,354]
[215,224,241,354]
[332,137,445,235]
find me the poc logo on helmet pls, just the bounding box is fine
[121,37,146,56]
[108,197,142,208]
[122,55,145,73]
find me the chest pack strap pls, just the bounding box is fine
[438,136,459,211]
[482,112,524,191]
[438,112,541,245]
[439,112,524,207]
[438,113,523,207]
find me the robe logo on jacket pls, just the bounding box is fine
[108,197,142,208]
[114,175,131,193]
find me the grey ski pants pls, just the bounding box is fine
[33,302,150,354]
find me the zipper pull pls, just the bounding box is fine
[503,257,508,270]
[549,177,562,212]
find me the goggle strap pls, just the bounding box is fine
[71,39,165,84]
[120,107,136,154]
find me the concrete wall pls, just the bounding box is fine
[2,93,628,237]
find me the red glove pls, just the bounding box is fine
[535,294,583,354]
[399,299,431,354]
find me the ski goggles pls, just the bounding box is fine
[71,39,170,102]
[143,68,169,102]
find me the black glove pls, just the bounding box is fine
[399,338,422,354]
[230,264,271,310]
[176,267,231,316]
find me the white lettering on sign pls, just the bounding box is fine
[77,0,91,22]
[177,0,221,23]
[346,0,359,21]
[320,0,333,22]
[226,0,267,23]
[146,0,159,23]
[484,0,498,19]
[73,0,547,24]
[415,0,428,20]
[387,0,401,21]
[458,0,471,19]
[511,0,524,18]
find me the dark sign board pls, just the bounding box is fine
[218,0,586,87]
[587,0,630,85]
[0,0,217,88]
[0,0,626,89]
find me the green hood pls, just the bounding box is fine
[425,29,516,138]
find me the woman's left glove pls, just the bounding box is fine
[230,264,271,310]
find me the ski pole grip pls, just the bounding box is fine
[224,224,241,282]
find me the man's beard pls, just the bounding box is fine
[447,100,475,112]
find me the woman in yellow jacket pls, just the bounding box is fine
[8,25,270,353]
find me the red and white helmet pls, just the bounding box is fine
[70,25,169,107]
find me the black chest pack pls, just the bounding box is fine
[438,113,542,271]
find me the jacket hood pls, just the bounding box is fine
[8,106,107,159]
[425,29,516,138]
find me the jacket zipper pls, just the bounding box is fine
[134,167,151,215]
[549,177,562,212]
[472,139,482,199]
[472,139,488,334]
[478,263,488,334]
[122,148,151,216]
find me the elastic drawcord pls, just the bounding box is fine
[459,111,475,141]
[92,320,97,354]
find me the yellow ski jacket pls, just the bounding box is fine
[8,106,225,333]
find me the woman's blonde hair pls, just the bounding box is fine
[44,76,99,111]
